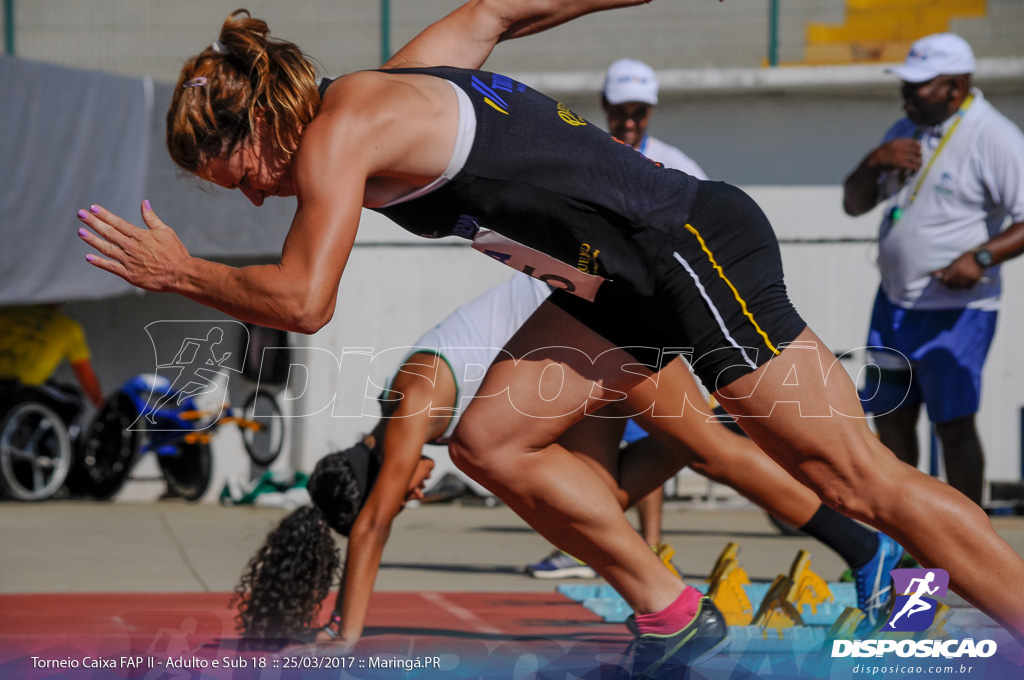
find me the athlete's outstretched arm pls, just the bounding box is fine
[327,355,453,646]
[77,105,376,334]
[385,0,652,70]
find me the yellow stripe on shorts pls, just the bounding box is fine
[684,223,780,355]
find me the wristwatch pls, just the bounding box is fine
[973,248,994,268]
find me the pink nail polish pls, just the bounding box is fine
[143,199,152,212]
[78,209,89,220]
[90,204,101,214]
[86,254,95,262]
[78,228,89,237]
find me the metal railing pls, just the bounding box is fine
[3,1,1022,79]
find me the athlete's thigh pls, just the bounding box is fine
[458,300,652,451]
[623,358,715,441]
[712,325,878,480]
[557,406,626,474]
[554,407,628,502]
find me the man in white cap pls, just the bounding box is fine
[843,33,1024,505]
[601,58,707,179]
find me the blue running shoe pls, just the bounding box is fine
[525,550,598,579]
[632,597,730,679]
[853,533,905,626]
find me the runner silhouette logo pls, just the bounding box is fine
[885,568,950,632]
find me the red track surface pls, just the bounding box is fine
[0,591,633,679]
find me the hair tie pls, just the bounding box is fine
[183,76,208,88]
[211,39,230,55]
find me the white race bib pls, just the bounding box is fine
[470,230,606,302]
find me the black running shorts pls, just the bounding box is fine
[549,181,807,393]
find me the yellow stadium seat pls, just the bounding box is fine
[798,0,987,65]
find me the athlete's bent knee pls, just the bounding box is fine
[448,426,494,481]
[808,462,902,525]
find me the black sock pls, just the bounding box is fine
[797,504,879,570]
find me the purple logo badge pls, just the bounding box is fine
[885,568,950,632]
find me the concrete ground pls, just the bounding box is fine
[4,497,1024,596]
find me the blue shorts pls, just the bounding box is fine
[622,419,650,445]
[859,289,997,424]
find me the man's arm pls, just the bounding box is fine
[843,138,923,216]
[932,220,1024,289]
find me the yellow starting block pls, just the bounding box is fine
[706,541,743,586]
[652,542,682,580]
[788,549,834,615]
[828,607,867,639]
[828,601,952,641]
[925,603,953,639]
[752,574,805,639]
[705,542,755,626]
[709,560,754,626]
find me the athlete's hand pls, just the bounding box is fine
[77,201,190,292]
[314,628,356,651]
[931,252,986,290]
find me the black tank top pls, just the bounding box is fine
[319,67,701,298]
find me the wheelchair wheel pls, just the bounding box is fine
[157,441,212,502]
[76,392,140,500]
[0,402,73,501]
[241,390,284,466]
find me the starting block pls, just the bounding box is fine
[827,607,866,639]
[705,542,755,626]
[788,549,834,615]
[706,541,741,585]
[751,574,805,638]
[746,548,838,637]
[925,603,954,639]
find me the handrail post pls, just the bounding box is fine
[4,0,14,56]
[380,0,391,64]
[768,0,779,66]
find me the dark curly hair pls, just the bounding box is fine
[232,450,367,644]
[307,449,367,536]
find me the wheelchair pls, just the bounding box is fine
[74,374,284,502]
[0,380,82,502]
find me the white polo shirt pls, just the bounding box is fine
[639,135,708,180]
[384,273,552,443]
[875,89,1024,311]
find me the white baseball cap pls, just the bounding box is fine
[887,33,975,83]
[603,58,659,106]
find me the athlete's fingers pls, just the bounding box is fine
[84,203,129,231]
[140,199,168,231]
[76,205,138,249]
[76,223,120,259]
[84,252,130,279]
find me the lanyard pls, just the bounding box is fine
[889,93,975,224]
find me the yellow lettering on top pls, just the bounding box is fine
[557,102,587,127]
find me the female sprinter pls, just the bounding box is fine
[236,275,902,647]
[78,1,1024,673]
